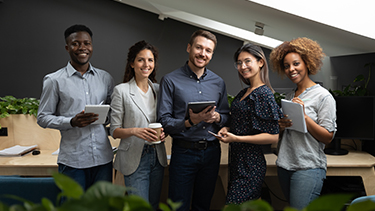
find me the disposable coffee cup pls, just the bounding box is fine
[148,123,162,144]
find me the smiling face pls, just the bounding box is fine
[186,35,215,72]
[283,52,309,85]
[131,49,155,80]
[65,31,93,71]
[236,51,264,81]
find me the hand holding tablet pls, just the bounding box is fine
[84,105,110,124]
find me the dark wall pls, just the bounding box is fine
[331,53,375,95]
[0,0,298,100]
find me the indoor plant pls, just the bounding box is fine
[0,96,39,128]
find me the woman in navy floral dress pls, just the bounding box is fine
[218,44,282,204]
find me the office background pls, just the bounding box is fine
[0,0,374,99]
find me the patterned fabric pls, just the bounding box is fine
[226,85,282,204]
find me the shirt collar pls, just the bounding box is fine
[183,61,208,80]
[66,62,96,77]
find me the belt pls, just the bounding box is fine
[173,139,219,150]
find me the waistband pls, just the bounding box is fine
[173,139,220,150]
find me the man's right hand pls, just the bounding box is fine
[189,106,217,125]
[70,111,98,127]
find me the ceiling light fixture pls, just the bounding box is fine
[254,22,264,35]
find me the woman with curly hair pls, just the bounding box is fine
[269,37,336,209]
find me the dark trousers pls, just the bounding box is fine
[58,161,113,191]
[168,143,221,211]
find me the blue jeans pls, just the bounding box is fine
[277,167,326,210]
[58,161,113,190]
[58,161,112,204]
[168,143,221,211]
[124,145,164,211]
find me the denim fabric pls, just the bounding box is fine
[58,161,112,204]
[277,167,326,210]
[168,143,221,211]
[124,145,164,211]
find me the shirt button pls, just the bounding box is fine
[197,81,200,83]
[203,126,206,129]
[203,138,206,141]
[199,91,202,94]
[86,92,89,95]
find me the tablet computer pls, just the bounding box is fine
[84,105,110,124]
[185,101,216,119]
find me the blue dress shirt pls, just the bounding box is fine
[157,62,230,142]
[37,62,115,168]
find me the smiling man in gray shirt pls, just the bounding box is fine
[37,24,114,190]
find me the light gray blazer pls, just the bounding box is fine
[110,78,167,176]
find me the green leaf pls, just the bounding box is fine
[52,172,84,199]
[353,74,365,83]
[82,181,126,200]
[123,195,153,211]
[167,198,182,211]
[41,198,55,211]
[222,204,241,211]
[240,200,273,211]
[347,199,375,211]
[305,193,354,211]
[158,203,171,211]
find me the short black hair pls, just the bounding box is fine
[64,24,93,41]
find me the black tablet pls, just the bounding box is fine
[185,101,216,119]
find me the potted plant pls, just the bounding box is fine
[0,96,39,128]
[0,96,60,150]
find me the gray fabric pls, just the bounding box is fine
[110,78,167,176]
[276,84,336,171]
[37,62,115,168]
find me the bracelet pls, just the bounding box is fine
[188,118,197,127]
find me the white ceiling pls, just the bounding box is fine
[115,0,375,57]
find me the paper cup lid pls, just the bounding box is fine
[149,123,162,128]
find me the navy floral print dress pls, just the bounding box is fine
[226,85,282,204]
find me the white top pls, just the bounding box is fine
[137,85,156,123]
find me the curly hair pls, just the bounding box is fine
[269,37,325,77]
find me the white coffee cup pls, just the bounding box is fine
[148,123,162,144]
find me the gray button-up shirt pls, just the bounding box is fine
[37,62,115,168]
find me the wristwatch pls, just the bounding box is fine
[188,118,197,127]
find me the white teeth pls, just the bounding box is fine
[291,74,298,77]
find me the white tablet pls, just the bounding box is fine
[84,105,110,124]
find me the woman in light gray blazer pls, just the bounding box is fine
[110,41,167,210]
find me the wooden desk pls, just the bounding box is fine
[1,146,375,197]
[264,151,375,195]
[0,150,58,176]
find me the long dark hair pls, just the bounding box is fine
[123,40,158,83]
[234,43,274,92]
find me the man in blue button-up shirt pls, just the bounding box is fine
[37,25,115,192]
[157,29,230,211]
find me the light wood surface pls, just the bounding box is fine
[0,115,60,150]
[1,129,375,197]
[264,151,375,195]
